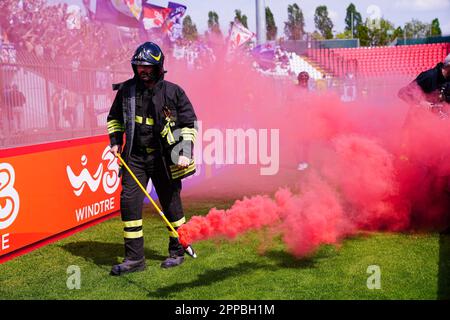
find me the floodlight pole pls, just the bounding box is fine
[255,0,266,44]
[351,12,354,39]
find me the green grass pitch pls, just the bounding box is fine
[0,199,449,300]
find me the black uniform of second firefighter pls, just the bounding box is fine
[107,42,198,275]
[398,53,450,107]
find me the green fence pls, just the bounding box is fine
[396,36,450,46]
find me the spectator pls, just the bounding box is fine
[297,71,310,90]
[5,84,26,133]
[62,89,77,128]
[51,89,62,130]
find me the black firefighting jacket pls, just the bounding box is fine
[398,62,447,105]
[107,77,198,180]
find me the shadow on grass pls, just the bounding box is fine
[264,250,318,269]
[147,251,319,298]
[438,232,450,300]
[61,241,166,266]
[147,262,278,298]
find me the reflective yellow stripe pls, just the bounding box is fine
[124,230,143,239]
[146,148,156,154]
[171,163,196,179]
[181,134,196,142]
[172,166,196,179]
[107,120,123,127]
[107,120,121,126]
[170,217,186,228]
[108,127,124,134]
[107,120,124,134]
[123,219,143,228]
[161,124,169,136]
[135,116,154,125]
[167,130,176,145]
[170,160,195,172]
[180,128,198,138]
[180,128,197,142]
[168,230,178,237]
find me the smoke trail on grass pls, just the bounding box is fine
[180,128,449,256]
[179,132,428,256]
[169,45,450,257]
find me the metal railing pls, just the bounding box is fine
[306,46,358,78]
[279,38,359,78]
[0,50,130,149]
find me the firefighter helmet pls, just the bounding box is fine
[131,42,165,81]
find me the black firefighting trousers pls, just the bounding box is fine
[120,151,185,261]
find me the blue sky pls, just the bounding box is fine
[50,0,450,35]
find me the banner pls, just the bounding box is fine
[86,0,141,28]
[0,43,17,64]
[142,3,172,30]
[0,136,121,258]
[164,2,187,41]
[124,0,143,19]
[229,21,255,48]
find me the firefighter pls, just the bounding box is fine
[107,42,198,275]
[398,55,450,233]
[398,53,450,108]
[397,54,450,154]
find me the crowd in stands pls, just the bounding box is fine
[0,0,140,68]
[0,0,319,77]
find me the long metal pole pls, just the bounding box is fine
[351,12,354,39]
[255,0,266,44]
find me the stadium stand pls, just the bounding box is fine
[287,52,323,79]
[307,43,450,78]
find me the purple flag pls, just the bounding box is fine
[165,2,187,41]
[84,0,141,28]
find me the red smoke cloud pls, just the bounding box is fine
[164,45,450,257]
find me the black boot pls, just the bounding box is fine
[110,258,146,276]
[160,237,185,268]
[160,255,185,268]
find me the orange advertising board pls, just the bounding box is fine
[0,135,121,257]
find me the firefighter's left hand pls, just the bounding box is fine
[177,156,190,169]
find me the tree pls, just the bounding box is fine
[284,3,305,40]
[314,5,333,39]
[345,3,362,38]
[335,30,353,39]
[393,26,403,40]
[356,24,370,46]
[182,15,198,41]
[310,30,324,40]
[265,7,277,41]
[404,19,431,38]
[431,18,442,36]
[233,9,248,28]
[367,18,396,46]
[208,11,222,36]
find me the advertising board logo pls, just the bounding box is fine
[66,146,120,196]
[0,163,20,230]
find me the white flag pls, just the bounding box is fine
[229,22,254,48]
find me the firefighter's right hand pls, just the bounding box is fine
[110,145,121,158]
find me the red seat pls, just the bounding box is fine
[308,43,449,77]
